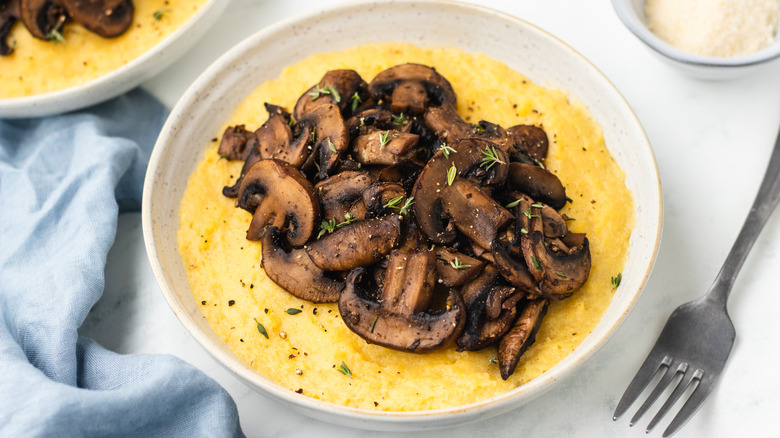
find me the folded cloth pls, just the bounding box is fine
[0,89,244,437]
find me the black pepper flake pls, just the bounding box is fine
[211,138,218,142]
[374,402,379,407]
[264,308,269,314]
[228,300,235,306]
[201,300,207,305]
[240,339,244,342]
[313,308,318,315]
[295,388,303,394]
[289,354,296,359]
[303,352,308,356]
[250,284,254,289]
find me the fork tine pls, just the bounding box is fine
[629,360,687,426]
[613,355,672,421]
[646,368,702,433]
[662,370,709,438]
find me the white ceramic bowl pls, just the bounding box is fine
[143,0,662,431]
[0,0,228,119]
[612,0,780,80]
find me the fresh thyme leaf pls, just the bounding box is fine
[449,257,472,270]
[350,92,362,112]
[219,154,230,160]
[327,138,337,154]
[370,316,378,333]
[555,271,567,278]
[447,164,457,186]
[255,319,269,339]
[474,122,485,131]
[611,273,622,289]
[311,127,316,142]
[530,203,546,209]
[46,18,66,45]
[488,357,498,365]
[336,212,358,228]
[480,145,505,170]
[531,255,542,271]
[384,196,403,209]
[153,8,171,20]
[520,227,529,235]
[309,84,341,102]
[523,209,540,219]
[384,196,414,216]
[505,199,522,209]
[286,308,303,315]
[439,143,457,158]
[317,218,337,239]
[378,130,390,147]
[397,197,414,216]
[391,113,406,126]
[566,196,574,204]
[337,361,353,377]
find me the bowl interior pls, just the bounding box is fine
[143,0,661,430]
[612,0,780,69]
[0,0,228,118]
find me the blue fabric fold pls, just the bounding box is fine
[0,89,244,437]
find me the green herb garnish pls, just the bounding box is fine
[505,198,522,209]
[317,212,360,239]
[488,357,498,365]
[480,145,505,170]
[384,196,414,216]
[309,84,341,102]
[370,316,378,333]
[255,319,269,339]
[439,143,456,158]
[611,273,622,289]
[378,130,391,147]
[46,17,66,45]
[327,138,337,154]
[530,255,542,271]
[286,308,303,315]
[523,209,540,219]
[449,257,472,270]
[555,271,567,278]
[153,8,171,20]
[447,164,457,186]
[337,361,353,377]
[391,113,406,126]
[350,92,362,112]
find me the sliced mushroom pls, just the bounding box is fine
[315,171,375,222]
[0,0,20,56]
[485,285,525,320]
[339,250,465,352]
[236,159,319,247]
[491,237,540,296]
[498,298,549,380]
[520,204,591,299]
[434,247,485,288]
[261,227,343,303]
[346,106,395,137]
[217,124,255,161]
[441,177,513,250]
[20,0,68,40]
[300,103,349,180]
[305,214,401,271]
[361,182,406,218]
[506,162,567,210]
[368,63,457,114]
[352,129,419,166]
[507,125,549,163]
[61,0,132,38]
[456,265,517,351]
[424,103,515,154]
[294,69,368,119]
[412,138,510,245]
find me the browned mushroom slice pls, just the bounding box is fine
[20,0,68,40]
[457,265,518,351]
[315,171,375,222]
[236,159,319,247]
[423,103,515,154]
[306,214,401,271]
[434,247,485,288]
[361,182,406,218]
[498,298,549,380]
[377,161,423,193]
[294,69,367,119]
[61,0,132,38]
[521,223,591,300]
[441,178,513,250]
[506,125,549,163]
[540,203,568,238]
[1,0,20,56]
[300,103,349,180]
[506,162,567,210]
[368,64,457,114]
[261,227,343,303]
[346,107,395,137]
[352,129,419,166]
[491,238,540,296]
[412,138,510,245]
[485,285,525,320]
[217,125,254,161]
[338,251,465,352]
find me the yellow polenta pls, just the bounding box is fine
[0,1,207,98]
[178,43,634,411]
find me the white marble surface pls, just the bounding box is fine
[79,0,780,436]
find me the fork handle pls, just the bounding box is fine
[707,125,780,307]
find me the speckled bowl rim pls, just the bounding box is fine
[0,0,228,119]
[143,0,662,430]
[611,0,780,68]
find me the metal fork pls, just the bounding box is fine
[612,126,780,437]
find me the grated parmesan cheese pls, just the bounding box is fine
[645,0,780,57]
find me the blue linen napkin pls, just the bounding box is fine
[0,89,244,437]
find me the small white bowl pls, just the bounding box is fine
[612,0,780,80]
[0,0,228,119]
[143,0,662,431]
